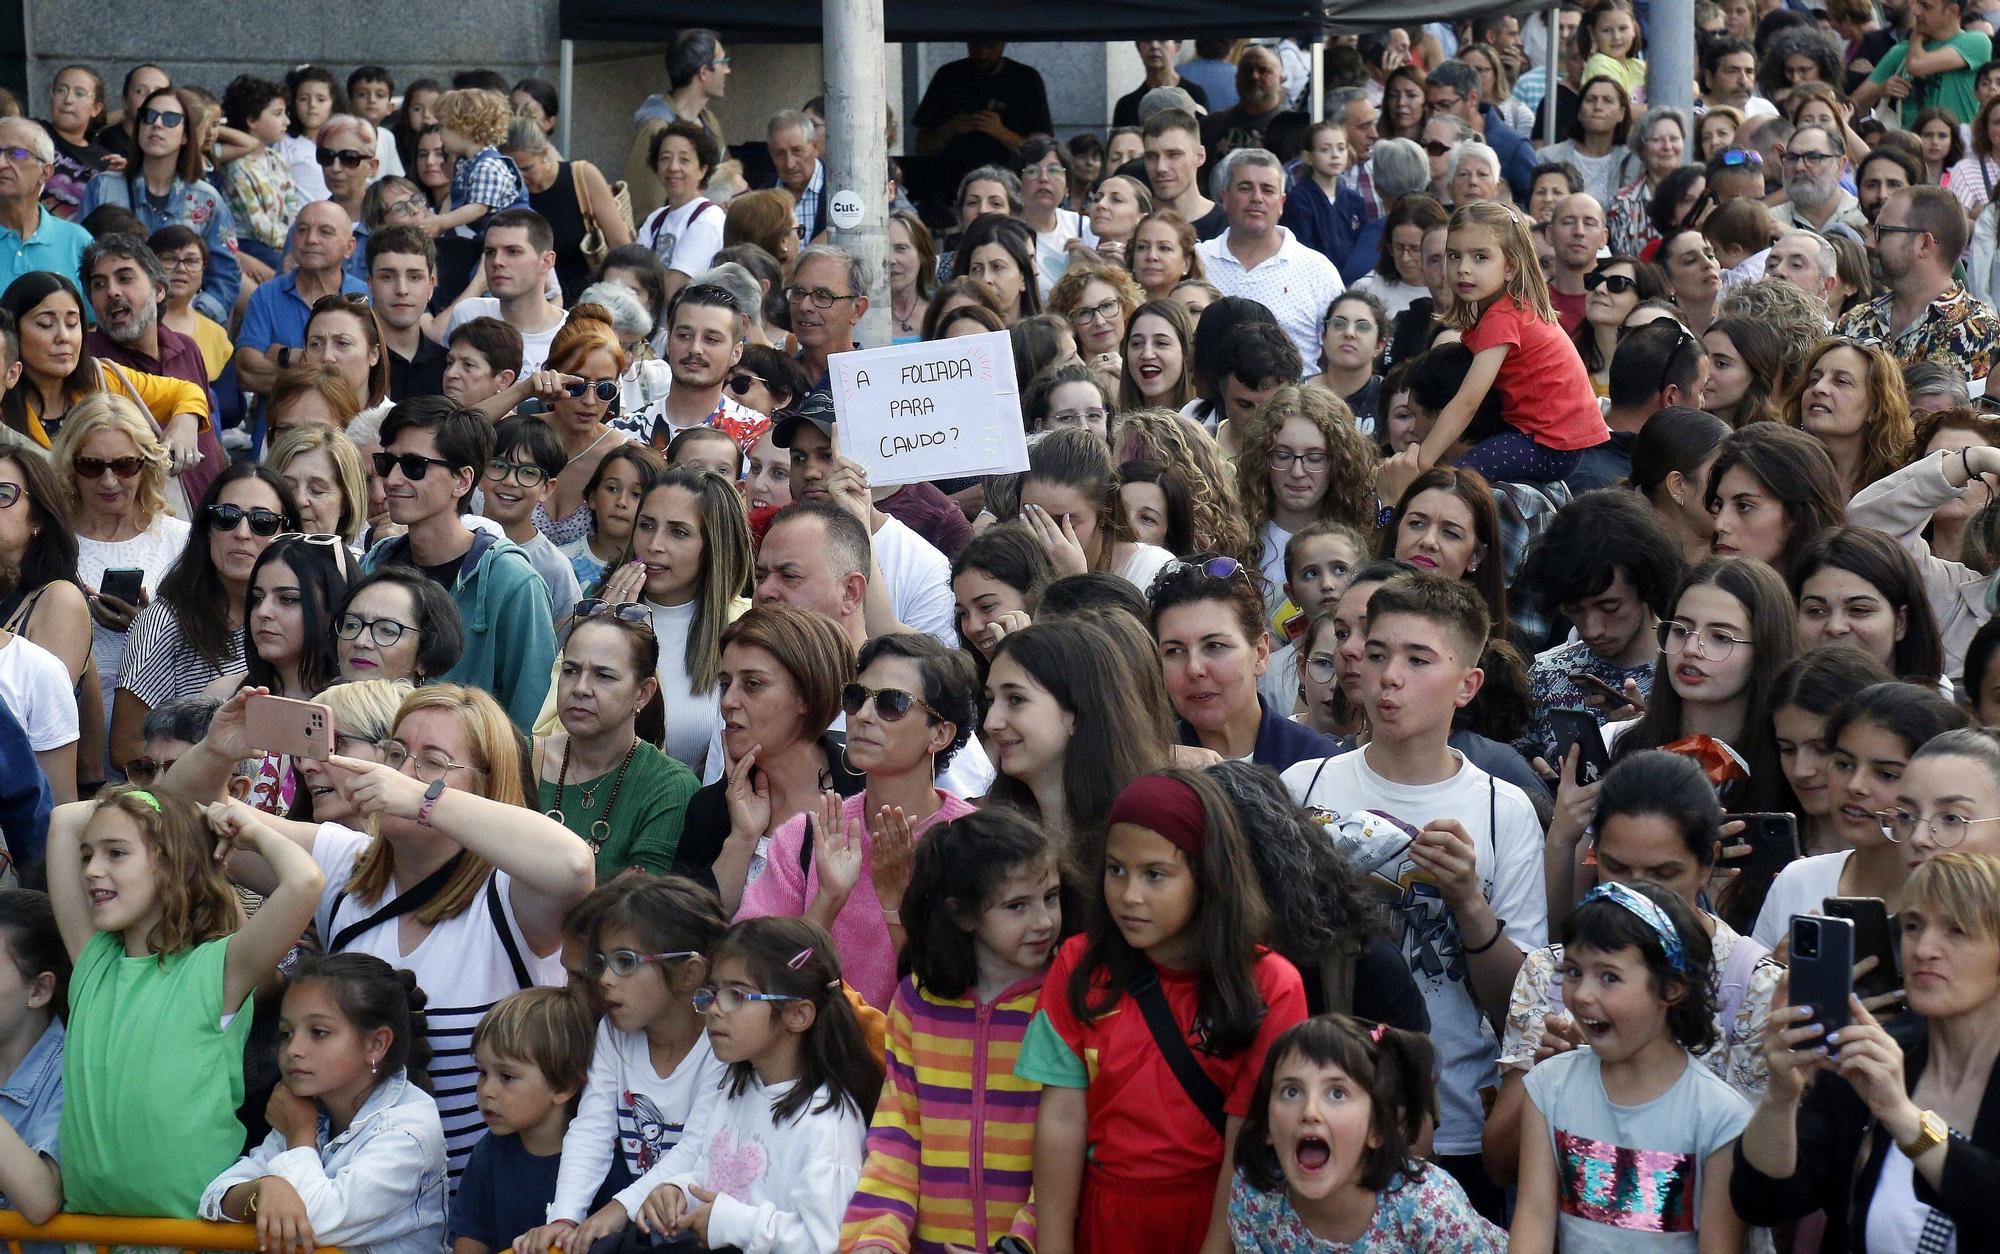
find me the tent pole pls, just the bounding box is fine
[559,40,574,157]
[1543,9,1560,146]
[825,0,889,349]
[1648,0,1695,127]
[1310,39,1324,122]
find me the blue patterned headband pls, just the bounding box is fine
[1582,882,1688,973]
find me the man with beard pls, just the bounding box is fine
[0,118,89,290]
[236,199,365,394]
[1856,146,1921,223]
[1202,46,1290,171]
[619,282,759,451]
[365,225,444,400]
[1771,126,1868,233]
[1837,184,1999,383]
[1546,193,1608,334]
[81,234,208,392]
[439,209,566,374]
[1143,109,1225,239]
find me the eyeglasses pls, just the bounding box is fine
[205,503,286,536]
[385,195,427,217]
[563,379,619,402]
[1716,148,1763,168]
[587,948,699,978]
[138,107,184,129]
[784,286,854,308]
[335,612,417,647]
[74,455,145,480]
[707,56,733,68]
[1049,408,1111,428]
[1428,94,1464,112]
[1304,654,1339,684]
[1324,315,1377,336]
[50,84,94,101]
[726,374,767,396]
[1271,449,1331,471]
[843,682,941,723]
[1657,619,1751,660]
[792,223,808,241]
[1156,556,1243,587]
[0,483,18,509]
[1781,149,1840,167]
[158,252,203,273]
[573,598,651,625]
[1023,163,1067,181]
[1878,807,2000,847]
[486,457,549,488]
[0,147,40,165]
[381,739,484,783]
[372,450,458,480]
[692,986,804,1014]
[1069,298,1122,326]
[1584,271,1639,294]
[122,754,177,784]
[332,732,386,759]
[316,147,369,169]
[1872,223,1929,240]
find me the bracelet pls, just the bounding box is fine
[244,1183,261,1220]
[1963,445,1975,484]
[881,905,901,925]
[1463,917,1506,955]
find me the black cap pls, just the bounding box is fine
[770,389,837,448]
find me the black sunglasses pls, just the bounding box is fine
[138,107,184,128]
[205,503,286,536]
[725,374,767,397]
[371,450,458,480]
[1584,272,1639,294]
[563,380,619,402]
[842,682,940,723]
[315,147,368,169]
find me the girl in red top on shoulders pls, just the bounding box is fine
[1415,201,1610,486]
[1015,769,1307,1254]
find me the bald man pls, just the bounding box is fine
[234,199,368,394]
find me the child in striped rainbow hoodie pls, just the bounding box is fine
[840,810,1061,1253]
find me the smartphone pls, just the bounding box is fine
[1824,896,1901,1002]
[1548,707,1613,784]
[1790,914,1856,1038]
[1719,812,1800,870]
[99,567,144,605]
[1568,671,1630,709]
[244,694,336,762]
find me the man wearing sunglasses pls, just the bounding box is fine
[0,118,90,292]
[235,200,366,396]
[359,397,556,730]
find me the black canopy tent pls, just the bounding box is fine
[557,0,1327,43]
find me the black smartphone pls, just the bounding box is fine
[1824,896,1901,1002]
[99,567,144,605]
[1790,914,1856,1038]
[1548,707,1613,784]
[1719,812,1800,870]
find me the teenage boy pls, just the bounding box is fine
[366,225,445,400]
[442,318,524,410]
[361,397,556,729]
[1281,571,1546,1224]
[480,415,583,613]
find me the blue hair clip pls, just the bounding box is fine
[1582,882,1688,973]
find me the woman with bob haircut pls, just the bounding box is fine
[332,566,465,686]
[1790,525,1945,688]
[1129,209,1205,301]
[1706,422,1848,580]
[267,423,368,547]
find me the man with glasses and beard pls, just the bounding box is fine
[615,283,760,452]
[1838,184,2000,383]
[1772,125,1869,234]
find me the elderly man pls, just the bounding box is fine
[1196,148,1345,367]
[1339,137,1429,283]
[0,119,90,289]
[626,28,730,218]
[1547,192,1609,333]
[234,199,367,394]
[82,234,208,390]
[1424,59,1537,201]
[1331,88,1382,212]
[789,243,870,388]
[1765,229,1842,313]
[1838,184,2000,383]
[766,110,827,243]
[1114,40,1209,126]
[1772,125,1868,233]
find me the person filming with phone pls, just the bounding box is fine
[1732,850,2000,1250]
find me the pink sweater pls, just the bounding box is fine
[737,790,976,1009]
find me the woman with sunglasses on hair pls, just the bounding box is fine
[1574,255,1668,396]
[79,85,242,321]
[112,463,297,776]
[737,632,977,1009]
[303,294,391,417]
[532,602,698,881]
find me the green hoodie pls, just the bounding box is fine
[363,528,556,729]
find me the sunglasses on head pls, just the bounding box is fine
[563,379,619,402]
[572,598,651,625]
[204,503,286,536]
[74,455,145,480]
[316,147,368,168]
[138,107,184,128]
[1584,272,1639,294]
[842,682,940,723]
[1717,148,1763,167]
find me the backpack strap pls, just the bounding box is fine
[328,852,466,952]
[484,875,535,990]
[1126,962,1227,1137]
[1716,930,1772,1050]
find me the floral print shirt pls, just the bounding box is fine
[1833,283,2000,384]
[1227,1167,1506,1252]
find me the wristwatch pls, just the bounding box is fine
[415,776,447,828]
[1899,1108,1950,1159]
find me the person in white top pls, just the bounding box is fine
[0,630,78,802]
[1195,147,1345,369]
[635,121,727,301]
[1016,426,1176,594]
[625,284,761,451]
[440,213,569,375]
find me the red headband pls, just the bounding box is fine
[1106,773,1208,860]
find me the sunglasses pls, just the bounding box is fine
[563,379,619,402]
[842,682,941,723]
[316,147,368,169]
[725,374,767,396]
[1159,556,1243,582]
[1584,272,1639,294]
[372,450,457,480]
[122,754,178,784]
[74,455,145,480]
[572,598,651,625]
[138,107,184,128]
[205,503,286,536]
[274,531,345,549]
[1717,148,1763,168]
[1423,140,1453,157]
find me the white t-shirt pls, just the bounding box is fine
[372,125,405,180]
[1281,747,1548,1155]
[1032,209,1095,294]
[1114,542,1177,593]
[0,633,77,751]
[549,1019,730,1222]
[276,134,329,202]
[445,297,563,374]
[638,198,726,279]
[1751,850,1851,950]
[1866,1145,1958,1254]
[872,514,956,647]
[77,516,192,722]
[649,595,720,771]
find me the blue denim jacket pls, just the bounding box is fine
[78,171,242,322]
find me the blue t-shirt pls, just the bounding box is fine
[236,269,368,354]
[448,1130,562,1250]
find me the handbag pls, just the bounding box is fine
[577,161,634,271]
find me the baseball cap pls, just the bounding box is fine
[771,390,837,448]
[1139,85,1208,121]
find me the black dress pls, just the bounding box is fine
[527,161,592,306]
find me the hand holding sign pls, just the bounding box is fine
[831,331,1031,488]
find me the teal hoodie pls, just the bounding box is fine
[362,528,556,729]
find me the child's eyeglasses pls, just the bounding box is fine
[692,986,804,1013]
[588,949,698,978]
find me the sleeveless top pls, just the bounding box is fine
[528,161,591,306]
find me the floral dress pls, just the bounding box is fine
[1227,1167,1506,1252]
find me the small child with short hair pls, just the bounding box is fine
[1264,522,1370,714]
[448,987,594,1254]
[430,88,528,240]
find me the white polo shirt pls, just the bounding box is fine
[1196,226,1346,370]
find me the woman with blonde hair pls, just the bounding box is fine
[267,423,368,546]
[160,680,594,1175]
[1114,407,1251,559]
[293,677,403,823]
[1780,338,1913,499]
[1233,385,1379,610]
[1460,43,1534,133]
[886,209,937,343]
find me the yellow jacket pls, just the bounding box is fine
[19,360,210,448]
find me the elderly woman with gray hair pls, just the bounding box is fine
[577,280,673,436]
[1446,140,1505,207]
[1604,105,1690,256]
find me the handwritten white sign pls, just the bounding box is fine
[829,330,1030,487]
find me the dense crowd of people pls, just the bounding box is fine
[0,8,1997,1253]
